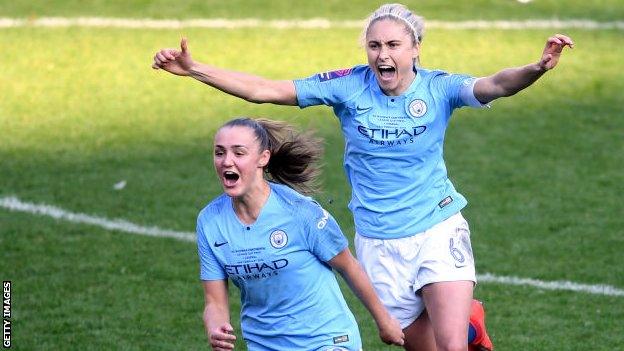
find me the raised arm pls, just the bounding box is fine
[202,280,237,351]
[474,34,574,104]
[152,38,298,105]
[329,248,405,346]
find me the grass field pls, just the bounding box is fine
[1,1,624,350]
[3,0,624,21]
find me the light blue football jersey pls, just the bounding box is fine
[197,182,362,351]
[294,65,485,239]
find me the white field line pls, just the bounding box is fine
[1,195,623,297]
[478,273,624,297]
[0,17,623,30]
[0,195,194,242]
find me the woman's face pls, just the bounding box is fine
[213,125,270,198]
[366,18,420,96]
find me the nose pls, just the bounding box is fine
[221,152,234,167]
[377,49,390,62]
[378,45,389,60]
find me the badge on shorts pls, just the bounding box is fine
[408,99,427,118]
[269,230,288,249]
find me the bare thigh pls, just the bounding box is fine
[401,281,473,351]
[422,280,474,351]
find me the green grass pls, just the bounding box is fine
[2,3,624,350]
[3,0,624,21]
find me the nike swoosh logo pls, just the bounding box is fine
[355,106,373,114]
[214,241,228,247]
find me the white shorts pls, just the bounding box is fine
[354,212,476,329]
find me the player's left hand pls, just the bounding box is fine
[539,34,574,71]
[208,323,236,350]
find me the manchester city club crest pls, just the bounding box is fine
[408,99,427,118]
[270,230,288,249]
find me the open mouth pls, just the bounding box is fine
[378,65,396,80]
[222,171,240,187]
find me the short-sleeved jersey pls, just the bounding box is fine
[294,65,485,239]
[196,182,361,351]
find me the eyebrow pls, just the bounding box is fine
[214,144,248,149]
[367,39,404,46]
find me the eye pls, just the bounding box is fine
[233,148,248,156]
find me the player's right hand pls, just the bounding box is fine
[209,323,236,351]
[152,37,195,76]
[378,316,405,346]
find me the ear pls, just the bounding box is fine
[258,149,271,168]
[412,41,421,60]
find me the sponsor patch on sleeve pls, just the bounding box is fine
[318,68,353,82]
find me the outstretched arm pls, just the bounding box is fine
[474,34,574,104]
[152,38,298,105]
[329,248,405,346]
[202,280,237,351]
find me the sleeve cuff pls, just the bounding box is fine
[461,78,490,108]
